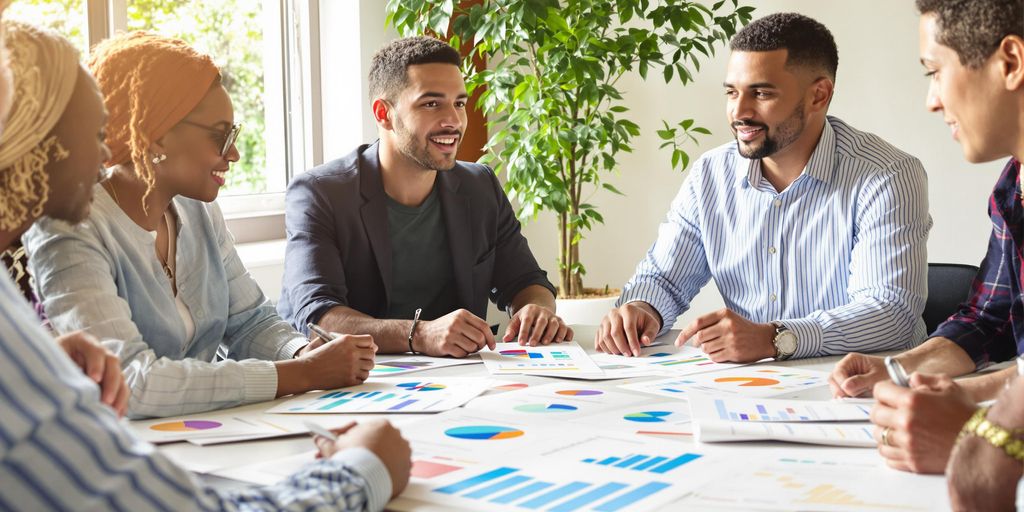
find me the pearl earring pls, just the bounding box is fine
[152,153,167,164]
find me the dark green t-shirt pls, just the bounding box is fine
[384,187,459,320]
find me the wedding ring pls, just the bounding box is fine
[881,426,892,447]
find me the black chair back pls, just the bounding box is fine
[924,263,979,334]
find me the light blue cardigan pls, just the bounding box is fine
[24,185,306,418]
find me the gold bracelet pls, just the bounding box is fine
[959,406,1024,463]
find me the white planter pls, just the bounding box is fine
[555,294,620,326]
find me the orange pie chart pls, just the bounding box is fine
[715,376,780,387]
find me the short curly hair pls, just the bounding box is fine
[729,12,838,80]
[368,36,461,102]
[917,0,1023,69]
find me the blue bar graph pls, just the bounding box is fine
[594,482,672,511]
[582,452,701,474]
[374,393,395,402]
[435,467,518,495]
[318,398,351,411]
[388,399,417,411]
[613,455,648,469]
[464,475,532,499]
[320,391,349,400]
[490,481,554,504]
[632,456,668,471]
[550,482,628,512]
[364,391,380,399]
[519,482,590,509]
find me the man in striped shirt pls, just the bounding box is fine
[597,12,931,362]
[0,18,409,511]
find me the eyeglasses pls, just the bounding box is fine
[178,119,242,156]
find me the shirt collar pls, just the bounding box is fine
[736,117,836,189]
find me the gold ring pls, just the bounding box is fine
[881,426,891,447]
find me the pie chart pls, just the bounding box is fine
[396,382,447,391]
[445,425,525,440]
[150,420,222,432]
[623,411,673,423]
[492,382,529,391]
[514,403,578,413]
[715,376,781,387]
[556,389,603,396]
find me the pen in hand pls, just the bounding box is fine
[307,322,336,342]
[304,420,339,442]
[884,356,910,387]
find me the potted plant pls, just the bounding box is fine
[386,0,753,322]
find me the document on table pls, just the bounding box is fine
[369,355,481,377]
[676,451,950,511]
[479,341,604,377]
[266,377,491,414]
[693,420,876,447]
[687,395,874,422]
[130,414,285,444]
[464,382,644,419]
[621,366,830,399]
[591,343,749,378]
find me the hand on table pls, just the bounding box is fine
[595,302,661,356]
[677,308,775,363]
[503,304,572,346]
[57,331,129,417]
[299,333,377,388]
[415,309,496,358]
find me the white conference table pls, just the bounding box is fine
[147,325,946,511]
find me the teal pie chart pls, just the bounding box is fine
[445,425,525,440]
[623,411,673,423]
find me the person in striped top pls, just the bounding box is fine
[596,12,931,362]
[0,18,409,511]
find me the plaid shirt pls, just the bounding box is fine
[933,158,1024,367]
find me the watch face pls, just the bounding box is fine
[776,332,797,354]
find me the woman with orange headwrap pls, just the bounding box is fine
[24,32,377,419]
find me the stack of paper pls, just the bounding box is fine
[479,342,604,378]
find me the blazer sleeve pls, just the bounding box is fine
[484,167,557,310]
[280,173,349,334]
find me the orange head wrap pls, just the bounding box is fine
[87,32,219,196]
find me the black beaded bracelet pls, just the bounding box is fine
[407,308,422,354]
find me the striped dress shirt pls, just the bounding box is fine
[618,116,931,358]
[0,271,393,511]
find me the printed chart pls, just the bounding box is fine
[694,421,877,447]
[570,401,693,438]
[368,355,479,377]
[401,409,571,461]
[688,395,873,422]
[465,382,640,419]
[678,455,948,511]
[622,366,830,399]
[591,344,747,378]
[481,342,603,377]
[267,377,489,414]
[131,415,281,444]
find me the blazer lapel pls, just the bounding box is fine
[439,169,474,307]
[359,144,392,306]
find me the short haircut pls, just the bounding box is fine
[917,0,1023,68]
[729,12,839,80]
[368,36,461,102]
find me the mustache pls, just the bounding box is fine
[732,121,767,130]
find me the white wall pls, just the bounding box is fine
[515,0,1005,328]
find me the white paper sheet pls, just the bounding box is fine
[621,366,830,400]
[464,382,644,419]
[687,394,874,422]
[479,342,604,377]
[266,377,491,414]
[368,355,481,377]
[694,420,876,447]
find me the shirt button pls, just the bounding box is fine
[769,293,777,302]
[773,199,782,207]
[768,246,777,254]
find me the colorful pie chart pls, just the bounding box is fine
[514,403,578,413]
[714,376,781,387]
[492,382,529,391]
[396,381,447,391]
[623,411,673,423]
[150,420,222,432]
[555,389,603,396]
[445,425,525,440]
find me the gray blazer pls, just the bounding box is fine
[277,142,555,334]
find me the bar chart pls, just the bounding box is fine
[431,466,675,512]
[267,378,488,414]
[687,395,874,423]
[580,452,702,474]
[623,366,830,399]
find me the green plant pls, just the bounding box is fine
[386,0,753,298]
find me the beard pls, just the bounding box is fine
[734,103,805,160]
[393,114,461,172]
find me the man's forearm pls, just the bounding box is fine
[958,366,1018,403]
[509,284,556,314]
[897,337,976,376]
[316,306,412,354]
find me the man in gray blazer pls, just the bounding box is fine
[278,36,571,358]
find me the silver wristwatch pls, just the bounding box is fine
[771,321,797,360]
